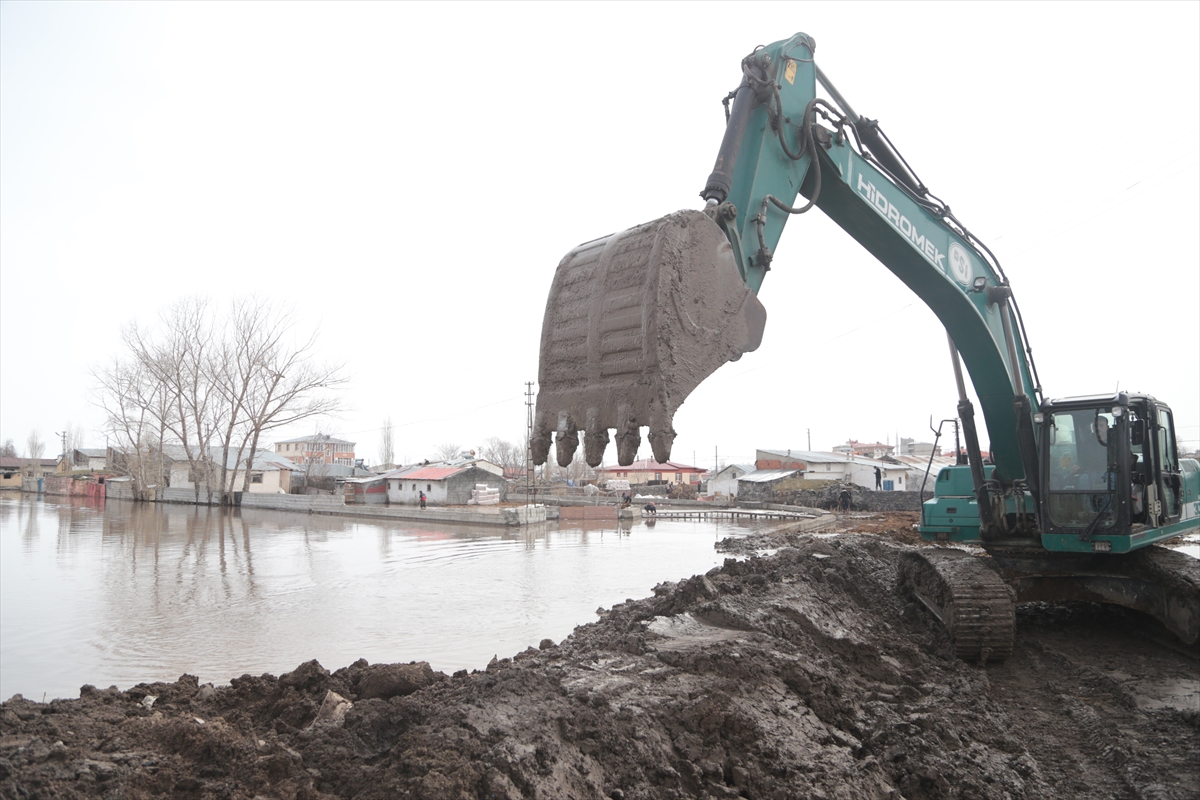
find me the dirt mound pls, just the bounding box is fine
[3,533,1197,799]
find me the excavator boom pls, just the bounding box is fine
[535,33,1035,482]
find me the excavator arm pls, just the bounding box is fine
[535,32,1039,492]
[533,31,1200,658]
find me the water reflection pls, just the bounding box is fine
[0,494,759,700]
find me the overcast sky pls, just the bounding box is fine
[2,1,1197,470]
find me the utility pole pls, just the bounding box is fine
[525,381,535,506]
[807,428,811,451]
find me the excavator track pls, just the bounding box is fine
[991,544,1200,649]
[899,548,1015,664]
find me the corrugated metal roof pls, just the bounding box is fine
[389,466,466,481]
[757,449,899,468]
[0,457,57,468]
[738,468,802,483]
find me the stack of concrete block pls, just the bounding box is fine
[470,484,500,505]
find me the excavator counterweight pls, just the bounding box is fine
[532,210,765,468]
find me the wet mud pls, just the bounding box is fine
[3,517,1197,799]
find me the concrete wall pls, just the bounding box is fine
[106,481,136,500]
[239,493,346,512]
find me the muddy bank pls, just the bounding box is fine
[3,521,1197,799]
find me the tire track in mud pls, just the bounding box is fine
[986,603,1199,800]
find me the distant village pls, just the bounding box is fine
[2,432,970,507]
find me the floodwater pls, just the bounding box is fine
[0,494,768,701]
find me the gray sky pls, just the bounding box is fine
[2,1,1197,468]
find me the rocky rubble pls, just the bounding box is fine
[2,529,1197,799]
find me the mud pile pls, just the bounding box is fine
[3,531,1197,799]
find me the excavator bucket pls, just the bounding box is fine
[533,209,766,468]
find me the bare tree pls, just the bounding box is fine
[124,297,220,503]
[481,436,525,476]
[434,442,462,461]
[234,331,345,493]
[546,454,596,485]
[92,296,345,503]
[92,356,173,496]
[299,429,334,493]
[380,417,395,468]
[25,430,44,460]
[64,423,87,461]
[1,439,16,458]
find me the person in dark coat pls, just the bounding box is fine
[838,488,851,512]
[874,466,882,489]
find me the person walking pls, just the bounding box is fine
[874,466,882,490]
[419,490,427,509]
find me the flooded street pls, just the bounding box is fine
[0,494,764,701]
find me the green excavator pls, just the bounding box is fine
[533,32,1200,661]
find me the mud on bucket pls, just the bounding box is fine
[534,209,766,468]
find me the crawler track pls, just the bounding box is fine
[899,548,1016,663]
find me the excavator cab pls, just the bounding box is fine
[1038,393,1188,550]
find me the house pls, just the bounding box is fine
[595,459,705,487]
[162,446,298,494]
[755,449,909,491]
[59,448,108,473]
[707,463,755,498]
[274,435,356,466]
[898,438,941,457]
[385,465,507,506]
[1,457,24,489]
[1,457,59,488]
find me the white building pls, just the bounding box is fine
[165,446,297,494]
[384,464,506,506]
[708,463,755,498]
[755,449,910,491]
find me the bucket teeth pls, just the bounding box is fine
[615,418,641,467]
[531,428,552,467]
[555,413,579,468]
[583,428,610,468]
[535,209,766,468]
[649,426,676,465]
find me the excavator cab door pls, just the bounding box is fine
[1153,405,1183,524]
[1041,402,1131,536]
